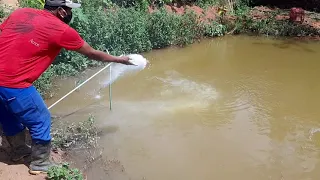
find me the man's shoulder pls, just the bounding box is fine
[8,7,48,22]
[11,7,40,15]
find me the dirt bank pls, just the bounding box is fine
[148,4,320,40]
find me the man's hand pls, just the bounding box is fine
[75,42,134,65]
[115,56,136,65]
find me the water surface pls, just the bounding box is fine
[47,35,320,180]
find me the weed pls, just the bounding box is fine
[202,21,227,37]
[19,0,44,9]
[0,6,5,18]
[47,163,84,180]
[51,115,99,150]
[175,10,203,45]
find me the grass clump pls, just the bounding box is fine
[0,6,6,18]
[202,21,227,37]
[47,115,99,179]
[47,163,84,180]
[51,115,99,150]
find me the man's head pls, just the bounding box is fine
[44,0,81,24]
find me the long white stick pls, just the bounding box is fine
[48,62,113,110]
[109,64,112,110]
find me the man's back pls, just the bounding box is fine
[0,7,84,88]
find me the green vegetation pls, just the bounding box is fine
[47,163,84,180]
[0,6,5,18]
[231,5,319,36]
[51,114,99,150]
[47,115,98,180]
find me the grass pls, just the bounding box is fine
[47,163,84,180]
[46,115,99,179]
[51,114,99,151]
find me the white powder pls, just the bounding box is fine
[101,54,148,88]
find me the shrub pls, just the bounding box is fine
[0,6,6,18]
[175,10,203,45]
[147,8,180,48]
[19,0,44,8]
[105,8,152,54]
[148,8,204,48]
[202,21,227,37]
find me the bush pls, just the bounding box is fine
[105,8,152,54]
[147,8,202,48]
[202,21,227,37]
[175,10,203,45]
[148,8,179,48]
[0,6,6,18]
[19,0,44,9]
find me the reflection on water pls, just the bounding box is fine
[252,38,316,53]
[47,35,320,180]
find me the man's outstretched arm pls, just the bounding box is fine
[75,41,133,65]
[58,26,134,65]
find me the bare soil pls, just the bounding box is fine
[0,133,47,180]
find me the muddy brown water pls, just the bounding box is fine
[46,35,320,180]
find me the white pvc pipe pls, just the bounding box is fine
[48,62,113,110]
[109,64,112,110]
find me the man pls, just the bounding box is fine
[0,0,134,175]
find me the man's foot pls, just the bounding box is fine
[5,129,32,162]
[29,142,57,175]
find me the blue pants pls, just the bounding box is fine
[0,85,51,144]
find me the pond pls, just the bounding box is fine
[47,35,320,180]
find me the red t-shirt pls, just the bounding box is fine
[0,8,85,88]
